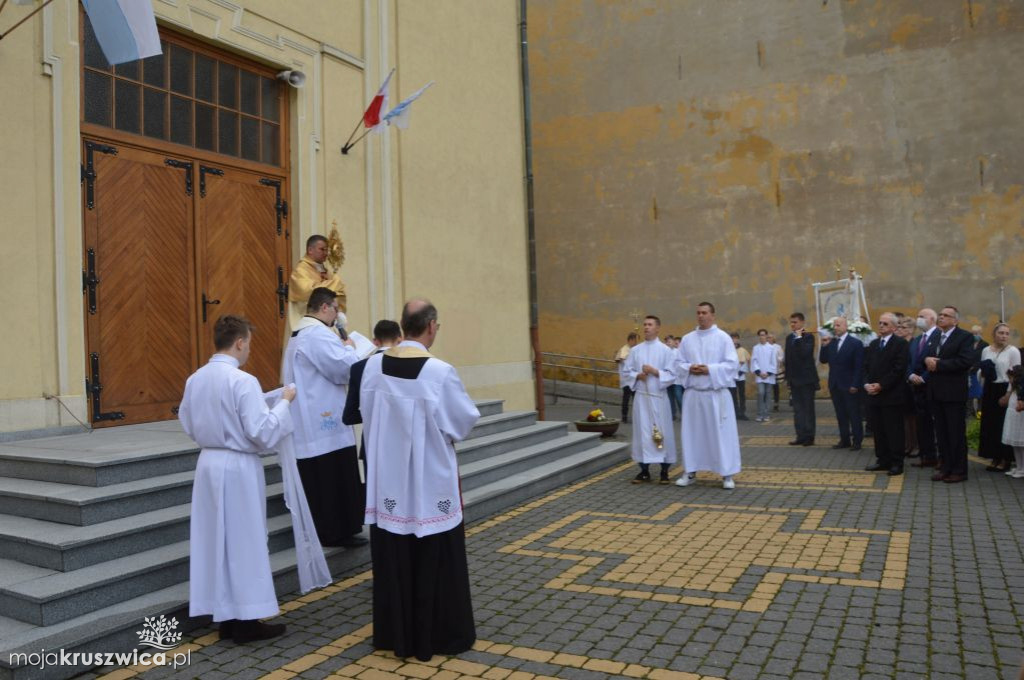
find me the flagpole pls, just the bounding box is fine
[340,118,365,155]
[342,128,374,155]
[0,0,57,40]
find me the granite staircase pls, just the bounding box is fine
[0,400,626,680]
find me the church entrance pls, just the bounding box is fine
[80,20,291,426]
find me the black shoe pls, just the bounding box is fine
[888,467,904,476]
[864,462,885,471]
[631,471,651,484]
[985,464,1001,472]
[659,471,670,485]
[232,619,286,643]
[737,415,749,421]
[773,405,780,412]
[789,439,803,446]
[801,439,815,447]
[832,442,851,450]
[218,620,236,640]
[338,535,369,548]
[850,445,862,452]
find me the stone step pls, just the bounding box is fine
[0,511,314,627]
[460,431,603,491]
[0,485,289,572]
[463,411,537,440]
[463,440,629,524]
[474,399,504,417]
[0,457,281,526]
[0,543,369,680]
[0,400,502,488]
[455,420,568,465]
[0,423,199,487]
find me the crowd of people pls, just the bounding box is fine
[179,234,479,661]
[616,305,1024,486]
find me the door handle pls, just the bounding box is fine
[202,293,221,322]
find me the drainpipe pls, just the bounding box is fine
[519,0,545,420]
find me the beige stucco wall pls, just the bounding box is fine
[0,0,533,435]
[529,0,1024,362]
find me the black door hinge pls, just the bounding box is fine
[164,158,193,195]
[259,178,285,235]
[199,165,224,197]
[87,352,125,422]
[276,267,288,319]
[83,141,117,210]
[83,248,100,314]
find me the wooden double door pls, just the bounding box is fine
[82,137,291,425]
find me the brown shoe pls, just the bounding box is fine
[943,474,966,484]
[931,472,947,482]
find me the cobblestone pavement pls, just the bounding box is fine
[88,399,1024,680]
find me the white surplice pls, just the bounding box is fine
[281,317,360,459]
[263,388,331,595]
[625,339,677,464]
[361,341,480,537]
[750,342,778,384]
[179,354,293,622]
[676,325,742,476]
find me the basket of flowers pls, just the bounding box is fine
[574,408,620,437]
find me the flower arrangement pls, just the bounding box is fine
[820,317,873,338]
[586,408,607,422]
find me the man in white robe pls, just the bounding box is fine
[358,299,479,661]
[180,315,295,643]
[282,287,365,547]
[675,302,743,489]
[625,315,677,484]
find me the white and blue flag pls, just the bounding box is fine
[82,0,162,65]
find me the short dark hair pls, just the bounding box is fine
[790,312,805,321]
[757,328,768,335]
[306,234,327,251]
[214,315,252,350]
[401,300,438,337]
[730,332,740,338]
[645,315,661,325]
[665,334,675,341]
[627,332,638,341]
[697,301,715,313]
[307,287,337,312]
[373,319,402,342]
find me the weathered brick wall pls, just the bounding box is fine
[530,0,1024,359]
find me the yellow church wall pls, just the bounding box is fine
[0,0,534,435]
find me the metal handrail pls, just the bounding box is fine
[540,351,621,405]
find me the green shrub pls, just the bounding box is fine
[967,417,981,453]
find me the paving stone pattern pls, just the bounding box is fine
[84,400,1024,680]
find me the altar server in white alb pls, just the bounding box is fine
[625,315,678,484]
[282,287,366,547]
[359,299,479,661]
[675,302,743,489]
[180,315,295,643]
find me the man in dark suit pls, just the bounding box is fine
[786,312,819,446]
[863,313,909,475]
[819,316,865,450]
[924,306,976,483]
[907,308,939,467]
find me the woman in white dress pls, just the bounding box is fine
[1001,363,1024,477]
[979,324,1021,471]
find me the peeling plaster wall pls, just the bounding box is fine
[529,0,1024,359]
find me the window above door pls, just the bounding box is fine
[81,13,284,168]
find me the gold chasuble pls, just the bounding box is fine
[288,255,347,330]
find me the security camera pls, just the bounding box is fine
[276,70,306,88]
